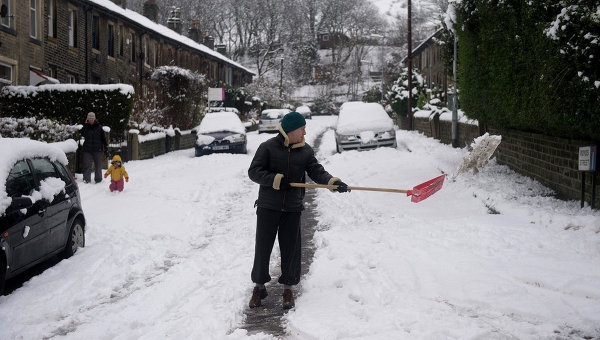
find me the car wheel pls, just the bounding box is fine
[63,219,85,258]
[0,256,5,295]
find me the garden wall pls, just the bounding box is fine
[411,115,599,209]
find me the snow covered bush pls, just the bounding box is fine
[388,67,426,117]
[0,117,80,142]
[131,66,206,130]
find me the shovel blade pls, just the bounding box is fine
[408,175,445,203]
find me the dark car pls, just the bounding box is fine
[193,111,248,156]
[0,139,86,294]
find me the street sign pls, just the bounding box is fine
[208,88,225,101]
[578,146,597,171]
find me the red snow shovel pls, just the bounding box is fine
[290,174,445,203]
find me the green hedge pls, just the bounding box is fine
[451,0,600,141]
[0,84,134,137]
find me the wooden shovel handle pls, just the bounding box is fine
[290,182,409,194]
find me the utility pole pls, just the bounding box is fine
[381,35,385,103]
[279,58,284,101]
[407,0,413,130]
[452,33,458,147]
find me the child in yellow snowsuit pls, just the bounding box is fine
[104,155,129,192]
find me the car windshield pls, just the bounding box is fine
[336,102,394,135]
[296,106,311,114]
[196,112,245,134]
[261,110,287,120]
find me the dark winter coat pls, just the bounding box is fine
[80,122,108,153]
[248,127,340,212]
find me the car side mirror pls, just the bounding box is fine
[6,196,33,214]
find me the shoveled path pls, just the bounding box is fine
[240,133,325,338]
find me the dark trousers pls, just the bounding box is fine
[251,207,302,286]
[83,151,103,183]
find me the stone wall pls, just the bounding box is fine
[489,128,599,208]
[411,116,600,208]
[412,115,481,147]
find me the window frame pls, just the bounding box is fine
[107,23,115,57]
[0,61,13,85]
[30,0,39,39]
[1,0,10,28]
[68,8,78,48]
[47,0,57,38]
[92,15,100,50]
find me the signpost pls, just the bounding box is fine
[578,145,597,208]
[208,88,225,102]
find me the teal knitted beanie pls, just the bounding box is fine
[281,111,306,132]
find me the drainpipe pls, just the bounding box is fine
[84,6,91,83]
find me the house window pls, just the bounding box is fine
[67,73,77,83]
[130,33,136,63]
[153,43,158,67]
[118,25,125,56]
[0,62,13,85]
[92,15,100,50]
[48,0,56,38]
[48,65,57,79]
[68,8,78,47]
[30,0,40,39]
[142,36,148,65]
[322,34,329,41]
[107,24,114,57]
[1,0,10,28]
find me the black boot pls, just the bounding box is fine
[282,289,295,309]
[249,286,268,308]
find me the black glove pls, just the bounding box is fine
[333,180,349,193]
[279,177,292,191]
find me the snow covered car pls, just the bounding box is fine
[206,107,240,115]
[0,139,86,294]
[193,111,247,156]
[334,101,397,152]
[295,105,312,119]
[258,109,290,134]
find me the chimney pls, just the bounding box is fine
[188,19,203,44]
[203,35,214,50]
[215,44,227,56]
[143,0,159,23]
[167,7,182,35]
[111,0,127,9]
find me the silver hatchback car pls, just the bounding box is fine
[258,109,290,134]
[335,102,397,152]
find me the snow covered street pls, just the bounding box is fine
[1,116,599,339]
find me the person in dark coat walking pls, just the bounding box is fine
[80,112,108,183]
[248,111,349,309]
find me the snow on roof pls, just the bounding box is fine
[335,102,394,135]
[0,138,71,216]
[196,111,246,135]
[88,0,254,76]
